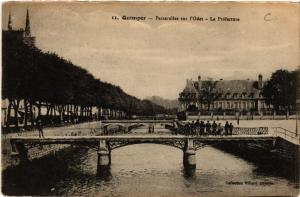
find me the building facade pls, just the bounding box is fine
[178,75,273,114]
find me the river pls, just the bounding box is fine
[2,125,299,196]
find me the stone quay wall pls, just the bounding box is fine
[2,121,102,170]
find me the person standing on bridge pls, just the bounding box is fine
[195,119,200,136]
[185,122,191,136]
[224,121,229,136]
[36,118,45,138]
[206,121,211,135]
[191,121,195,136]
[229,122,234,135]
[149,123,154,134]
[212,121,217,135]
[173,120,178,135]
[184,123,188,135]
[200,121,205,136]
[217,123,223,135]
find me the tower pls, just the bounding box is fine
[25,8,31,36]
[23,9,35,47]
[8,10,12,31]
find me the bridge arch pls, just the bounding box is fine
[102,124,127,134]
[107,140,186,151]
[102,123,126,129]
[102,123,146,133]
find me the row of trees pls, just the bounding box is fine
[2,31,167,129]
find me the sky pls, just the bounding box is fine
[2,2,299,100]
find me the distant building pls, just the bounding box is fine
[178,75,273,114]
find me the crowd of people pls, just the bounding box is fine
[176,120,234,136]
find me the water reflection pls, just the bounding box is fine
[2,144,299,196]
[183,166,196,178]
[96,166,112,180]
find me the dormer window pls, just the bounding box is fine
[226,92,230,99]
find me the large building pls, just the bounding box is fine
[178,75,273,114]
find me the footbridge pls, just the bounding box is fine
[10,133,291,174]
[100,119,174,134]
[9,118,300,175]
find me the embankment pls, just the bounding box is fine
[214,138,300,184]
[2,121,101,171]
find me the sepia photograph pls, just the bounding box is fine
[1,2,300,196]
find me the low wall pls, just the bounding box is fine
[214,139,300,183]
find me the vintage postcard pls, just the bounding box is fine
[1,1,299,196]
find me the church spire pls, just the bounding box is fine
[25,8,31,36]
[8,10,12,31]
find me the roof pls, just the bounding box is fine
[180,79,264,99]
[182,80,198,94]
[213,80,257,94]
[213,80,261,98]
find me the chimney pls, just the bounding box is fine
[198,75,202,90]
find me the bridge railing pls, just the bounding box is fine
[232,127,268,135]
[271,127,300,144]
[101,120,174,123]
[174,122,270,136]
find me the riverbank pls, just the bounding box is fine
[2,144,299,196]
[213,139,300,185]
[2,121,101,170]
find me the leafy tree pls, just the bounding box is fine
[2,29,168,127]
[262,69,297,111]
[252,81,259,89]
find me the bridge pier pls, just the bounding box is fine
[183,139,196,173]
[11,142,28,163]
[97,140,111,174]
[125,126,129,133]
